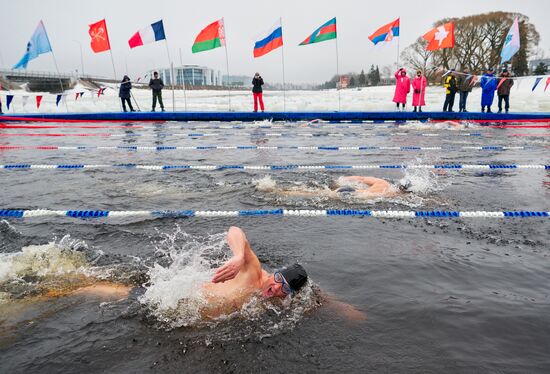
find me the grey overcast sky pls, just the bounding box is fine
[1,0,548,83]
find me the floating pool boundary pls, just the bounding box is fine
[0,208,548,220]
[1,111,550,123]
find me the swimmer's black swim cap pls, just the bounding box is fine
[280,263,308,293]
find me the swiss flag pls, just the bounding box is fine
[89,19,111,53]
[423,22,454,51]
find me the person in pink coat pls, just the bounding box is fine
[393,68,411,111]
[412,70,427,112]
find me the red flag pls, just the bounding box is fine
[89,19,111,53]
[36,95,43,109]
[545,77,550,92]
[423,22,454,51]
[75,92,80,100]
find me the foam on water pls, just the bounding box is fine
[0,236,89,284]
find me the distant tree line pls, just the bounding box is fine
[319,65,381,89]
[401,11,540,82]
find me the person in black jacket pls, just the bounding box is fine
[119,75,134,112]
[149,71,165,112]
[252,72,264,112]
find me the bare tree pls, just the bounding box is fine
[401,12,540,78]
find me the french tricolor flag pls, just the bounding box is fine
[253,21,283,58]
[128,20,166,49]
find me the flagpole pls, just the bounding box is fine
[164,40,176,112]
[50,52,69,112]
[396,17,400,69]
[179,47,188,111]
[335,28,341,111]
[223,18,232,111]
[41,19,68,112]
[280,17,286,112]
[108,49,123,111]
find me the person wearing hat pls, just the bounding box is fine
[258,175,412,199]
[442,69,458,112]
[204,227,308,311]
[393,68,411,111]
[457,66,473,112]
[497,69,514,113]
[480,67,498,113]
[252,72,265,112]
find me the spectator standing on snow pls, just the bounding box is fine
[119,75,135,112]
[457,67,473,112]
[480,67,498,113]
[393,68,410,111]
[411,70,427,112]
[497,69,514,113]
[443,69,458,112]
[149,71,165,112]
[252,72,265,112]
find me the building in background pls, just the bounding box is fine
[222,75,252,87]
[150,65,222,86]
[529,58,550,73]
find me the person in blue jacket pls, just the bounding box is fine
[479,67,497,113]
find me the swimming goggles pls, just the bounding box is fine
[274,271,294,295]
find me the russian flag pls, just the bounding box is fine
[368,18,400,45]
[128,20,166,49]
[253,21,283,58]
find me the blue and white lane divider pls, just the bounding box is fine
[0,209,548,219]
[2,164,548,171]
[0,145,534,152]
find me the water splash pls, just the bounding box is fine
[139,226,321,336]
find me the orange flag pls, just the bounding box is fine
[89,19,111,53]
[423,22,454,51]
[36,95,43,109]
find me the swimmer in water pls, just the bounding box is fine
[200,226,307,317]
[265,176,411,200]
[201,226,365,320]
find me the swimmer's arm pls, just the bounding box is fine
[212,227,253,283]
[339,176,384,186]
[279,189,322,197]
[322,291,367,321]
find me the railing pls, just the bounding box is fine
[0,68,106,81]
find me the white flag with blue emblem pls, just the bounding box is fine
[13,21,53,69]
[500,17,520,64]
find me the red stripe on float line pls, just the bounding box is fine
[430,119,550,124]
[0,124,143,129]
[510,133,550,137]
[0,133,111,137]
[0,116,165,124]
[489,125,550,129]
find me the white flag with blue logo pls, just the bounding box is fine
[13,21,53,69]
[500,17,520,64]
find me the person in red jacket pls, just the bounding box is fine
[393,68,411,111]
[412,70,427,112]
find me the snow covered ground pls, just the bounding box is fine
[2,80,550,114]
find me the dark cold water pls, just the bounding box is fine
[0,120,549,373]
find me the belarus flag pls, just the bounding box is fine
[128,20,166,49]
[253,21,283,58]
